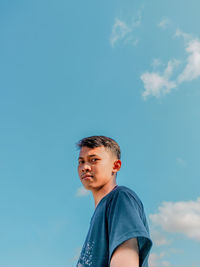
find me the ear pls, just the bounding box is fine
[112,159,122,174]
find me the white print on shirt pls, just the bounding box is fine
[77,241,95,266]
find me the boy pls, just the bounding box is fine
[76,136,152,267]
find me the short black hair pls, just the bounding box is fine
[76,135,121,159]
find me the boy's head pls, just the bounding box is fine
[76,136,121,190]
[77,135,121,160]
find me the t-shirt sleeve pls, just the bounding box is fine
[106,190,152,267]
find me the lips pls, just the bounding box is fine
[82,174,93,180]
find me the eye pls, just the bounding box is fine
[91,158,98,162]
[78,160,84,165]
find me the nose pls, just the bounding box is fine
[81,162,91,172]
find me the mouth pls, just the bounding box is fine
[82,174,93,180]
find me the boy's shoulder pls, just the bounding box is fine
[117,185,138,195]
[106,185,144,210]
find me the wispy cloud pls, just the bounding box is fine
[158,18,171,29]
[151,58,163,68]
[177,38,200,83]
[149,252,171,267]
[151,230,170,246]
[110,11,142,47]
[141,29,200,99]
[75,186,90,197]
[110,19,132,47]
[175,29,191,41]
[141,59,179,99]
[150,197,200,241]
[124,36,139,46]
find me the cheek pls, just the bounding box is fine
[107,163,114,175]
[98,163,113,175]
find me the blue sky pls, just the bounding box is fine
[0,0,200,266]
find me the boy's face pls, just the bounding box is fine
[78,146,121,190]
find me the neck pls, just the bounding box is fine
[92,181,117,209]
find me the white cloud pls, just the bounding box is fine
[75,186,90,197]
[177,38,200,83]
[158,18,171,29]
[164,59,180,76]
[175,29,192,41]
[110,11,142,47]
[151,230,170,246]
[124,36,139,46]
[141,72,176,99]
[141,29,200,99]
[151,58,162,68]
[169,248,184,254]
[150,197,200,241]
[149,253,171,267]
[175,29,200,83]
[110,18,132,47]
[132,10,142,28]
[141,59,179,99]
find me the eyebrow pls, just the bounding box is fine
[78,154,99,160]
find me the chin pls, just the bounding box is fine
[82,183,93,190]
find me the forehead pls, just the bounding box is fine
[78,146,113,158]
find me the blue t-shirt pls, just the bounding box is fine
[77,185,152,267]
